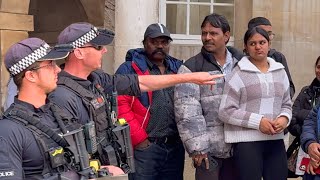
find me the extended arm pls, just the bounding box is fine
[138,72,222,92]
[97,69,221,96]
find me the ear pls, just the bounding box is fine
[73,48,85,60]
[224,31,231,44]
[24,70,37,83]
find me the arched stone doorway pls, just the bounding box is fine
[29,0,106,44]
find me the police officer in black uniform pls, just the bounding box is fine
[0,38,86,180]
[48,22,222,171]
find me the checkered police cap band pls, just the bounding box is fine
[71,27,99,48]
[8,43,50,75]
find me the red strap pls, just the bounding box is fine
[132,62,152,105]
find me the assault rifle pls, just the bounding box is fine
[51,105,95,179]
[92,82,135,174]
[63,128,95,179]
[103,85,135,174]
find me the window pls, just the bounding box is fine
[159,0,234,45]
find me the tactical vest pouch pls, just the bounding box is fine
[84,121,98,154]
[49,146,66,169]
[112,124,135,173]
[63,129,90,170]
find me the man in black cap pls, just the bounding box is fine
[48,22,222,173]
[0,37,83,179]
[115,23,185,180]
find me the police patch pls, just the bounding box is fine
[0,171,14,177]
[90,95,105,109]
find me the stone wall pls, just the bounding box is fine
[0,0,33,111]
[251,0,320,98]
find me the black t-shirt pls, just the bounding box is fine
[0,99,77,179]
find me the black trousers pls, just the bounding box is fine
[233,139,287,180]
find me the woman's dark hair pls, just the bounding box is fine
[316,56,320,67]
[243,27,270,45]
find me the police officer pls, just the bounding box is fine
[0,38,82,179]
[48,22,223,170]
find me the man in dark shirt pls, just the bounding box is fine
[248,17,295,98]
[0,38,79,179]
[115,23,185,180]
[48,22,222,171]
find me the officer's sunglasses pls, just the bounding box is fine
[79,44,104,51]
[31,61,57,71]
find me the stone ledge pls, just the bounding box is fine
[0,12,33,31]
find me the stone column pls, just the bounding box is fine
[233,0,252,50]
[114,0,158,72]
[0,0,33,111]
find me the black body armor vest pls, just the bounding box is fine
[57,76,112,165]
[3,103,80,179]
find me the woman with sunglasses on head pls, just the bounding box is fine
[218,27,292,180]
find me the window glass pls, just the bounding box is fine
[213,5,234,35]
[214,0,234,3]
[166,4,187,34]
[163,0,234,37]
[190,0,211,2]
[189,5,210,35]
